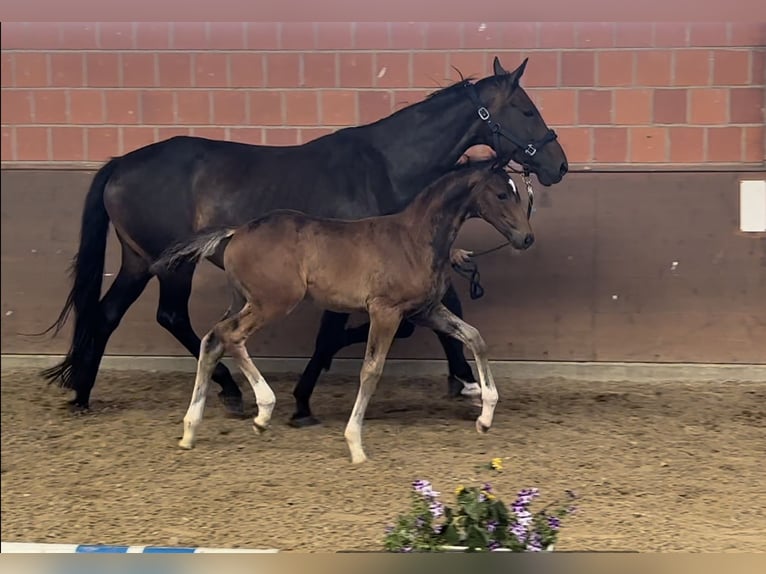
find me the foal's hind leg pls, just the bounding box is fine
[155,263,245,418]
[344,305,401,464]
[412,304,499,434]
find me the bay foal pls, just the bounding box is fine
[153,161,535,464]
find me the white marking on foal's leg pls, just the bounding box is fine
[230,344,276,433]
[179,332,221,449]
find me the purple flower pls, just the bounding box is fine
[509,523,528,543]
[565,489,577,499]
[412,479,440,499]
[515,488,540,505]
[547,516,561,531]
[415,517,425,529]
[567,505,578,515]
[401,546,413,553]
[486,520,498,533]
[384,525,394,534]
[526,533,543,552]
[514,510,533,527]
[482,483,493,492]
[429,501,444,518]
[488,540,502,551]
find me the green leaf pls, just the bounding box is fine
[443,523,461,546]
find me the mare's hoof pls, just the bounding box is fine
[178,440,194,450]
[447,376,465,398]
[253,421,269,434]
[67,398,90,415]
[288,415,321,428]
[218,392,247,419]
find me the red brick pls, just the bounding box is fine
[1,90,33,124]
[211,91,248,126]
[653,23,689,48]
[743,126,764,162]
[374,52,410,88]
[614,23,653,48]
[412,52,447,88]
[263,127,299,146]
[104,90,140,124]
[353,22,389,50]
[157,53,192,88]
[301,127,334,142]
[614,89,652,125]
[191,127,227,140]
[390,22,426,50]
[358,91,392,124]
[172,22,207,50]
[537,23,576,49]
[448,52,487,80]
[228,127,264,145]
[68,91,104,124]
[729,23,766,47]
[537,89,577,126]
[712,50,751,86]
[689,89,728,124]
[730,87,764,124]
[86,127,119,161]
[1,127,14,161]
[630,127,666,163]
[245,23,279,50]
[175,91,210,124]
[135,22,170,50]
[593,127,628,163]
[578,90,612,124]
[248,91,283,126]
[280,22,315,50]
[121,126,157,153]
[51,127,85,161]
[521,51,558,88]
[689,23,728,47]
[284,91,318,125]
[229,53,265,88]
[59,22,98,49]
[653,89,687,124]
[1,53,13,87]
[195,53,228,88]
[50,53,84,87]
[560,51,595,87]
[596,51,634,87]
[707,127,742,162]
[556,127,591,163]
[338,53,373,88]
[575,23,614,48]
[85,53,120,88]
[121,53,156,87]
[301,54,337,90]
[98,23,134,49]
[635,51,672,86]
[15,126,48,160]
[316,22,353,50]
[1,22,60,50]
[752,50,765,85]
[207,23,245,50]
[424,22,462,50]
[140,90,175,125]
[673,49,711,87]
[14,53,47,88]
[266,53,301,88]
[668,127,705,163]
[34,90,67,124]
[157,127,191,142]
[320,90,357,126]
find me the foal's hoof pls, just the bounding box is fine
[217,392,247,419]
[288,415,321,428]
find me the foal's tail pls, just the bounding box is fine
[151,228,237,274]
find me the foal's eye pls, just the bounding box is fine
[497,192,510,200]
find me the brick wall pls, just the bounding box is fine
[1,21,764,166]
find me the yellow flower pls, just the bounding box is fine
[486,492,496,500]
[455,485,465,495]
[490,458,503,470]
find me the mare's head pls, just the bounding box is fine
[474,56,568,187]
[467,162,536,251]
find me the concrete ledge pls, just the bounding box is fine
[2,354,764,383]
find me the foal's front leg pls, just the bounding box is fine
[412,304,499,434]
[344,305,402,464]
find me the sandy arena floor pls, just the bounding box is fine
[1,367,765,552]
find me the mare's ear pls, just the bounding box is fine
[493,56,509,76]
[506,57,529,88]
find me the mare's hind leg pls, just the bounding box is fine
[412,304,498,434]
[344,305,402,464]
[155,262,245,419]
[437,284,480,399]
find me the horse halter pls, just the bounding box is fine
[463,81,558,171]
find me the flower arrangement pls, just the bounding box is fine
[382,458,577,553]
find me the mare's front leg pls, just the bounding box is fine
[344,305,402,464]
[411,304,499,434]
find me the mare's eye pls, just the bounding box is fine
[523,110,535,117]
[497,192,510,200]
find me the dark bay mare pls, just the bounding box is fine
[40,56,568,426]
[153,161,534,463]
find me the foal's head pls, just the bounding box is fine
[468,163,536,251]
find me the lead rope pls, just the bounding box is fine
[451,168,535,300]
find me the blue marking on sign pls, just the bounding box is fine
[75,544,129,553]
